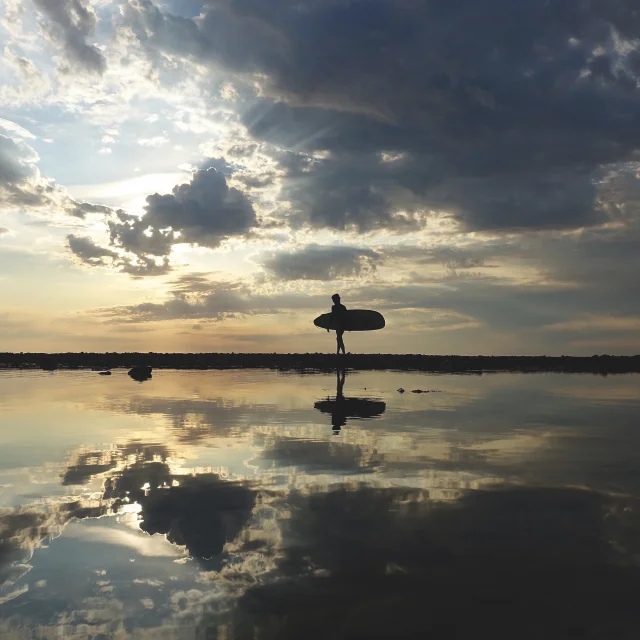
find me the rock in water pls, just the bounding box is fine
[128,365,152,382]
[98,371,112,376]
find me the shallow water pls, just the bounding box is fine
[1,369,640,638]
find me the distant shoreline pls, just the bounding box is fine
[1,353,639,374]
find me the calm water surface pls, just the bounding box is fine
[1,369,640,638]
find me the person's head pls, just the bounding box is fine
[331,293,341,303]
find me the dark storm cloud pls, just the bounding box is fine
[32,0,106,75]
[272,148,430,233]
[108,168,258,257]
[261,244,382,281]
[123,0,640,232]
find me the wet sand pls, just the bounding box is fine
[1,352,639,373]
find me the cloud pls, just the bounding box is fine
[0,133,68,212]
[63,444,258,564]
[272,147,431,233]
[32,0,106,75]
[68,201,120,219]
[0,129,120,222]
[67,234,120,266]
[0,498,106,594]
[226,485,640,639]
[0,118,35,140]
[67,234,172,276]
[92,272,327,322]
[0,49,52,105]
[382,244,492,270]
[0,134,41,190]
[258,437,381,474]
[261,244,382,281]
[122,0,640,233]
[63,440,171,485]
[119,254,171,277]
[137,135,169,147]
[108,168,258,259]
[96,279,271,322]
[0,228,9,236]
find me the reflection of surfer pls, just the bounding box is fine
[332,367,347,432]
[314,369,386,432]
[331,293,348,355]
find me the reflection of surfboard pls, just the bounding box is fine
[314,398,386,419]
[314,309,385,332]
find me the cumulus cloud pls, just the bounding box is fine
[0,228,9,236]
[32,0,106,75]
[261,244,382,281]
[108,168,258,260]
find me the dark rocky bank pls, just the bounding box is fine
[1,352,639,374]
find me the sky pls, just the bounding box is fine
[1,0,640,354]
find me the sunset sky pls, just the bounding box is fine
[1,0,640,354]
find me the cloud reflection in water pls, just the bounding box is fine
[0,369,640,637]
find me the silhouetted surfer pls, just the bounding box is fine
[331,293,348,355]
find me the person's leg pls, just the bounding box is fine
[337,330,346,355]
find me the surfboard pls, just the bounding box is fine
[313,309,385,332]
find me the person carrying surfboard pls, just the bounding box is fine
[331,293,348,355]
